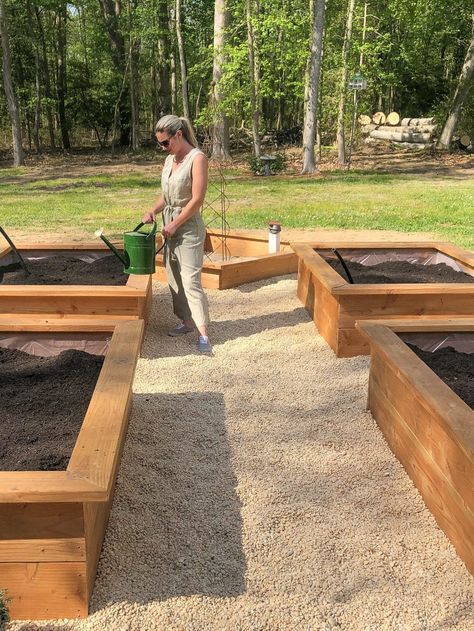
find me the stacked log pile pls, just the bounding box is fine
[359,112,438,148]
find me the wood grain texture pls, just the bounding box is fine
[0,244,151,319]
[360,320,474,576]
[154,248,297,290]
[0,319,143,618]
[292,240,474,357]
[0,538,85,562]
[3,562,88,619]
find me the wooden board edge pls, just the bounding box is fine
[358,322,474,443]
[67,320,144,491]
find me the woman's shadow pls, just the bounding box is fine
[90,391,247,610]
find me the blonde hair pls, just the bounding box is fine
[155,115,198,148]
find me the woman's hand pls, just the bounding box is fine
[162,222,177,238]
[142,211,155,224]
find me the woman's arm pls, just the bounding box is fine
[142,194,166,224]
[161,154,208,237]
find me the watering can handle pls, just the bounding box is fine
[133,221,157,239]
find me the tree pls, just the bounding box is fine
[438,12,474,149]
[302,0,326,173]
[55,1,70,150]
[98,0,131,146]
[0,0,24,165]
[246,0,261,157]
[336,0,356,165]
[211,0,231,158]
[175,0,190,119]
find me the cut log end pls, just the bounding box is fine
[358,114,372,126]
[386,111,400,126]
[372,112,386,125]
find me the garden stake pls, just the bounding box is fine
[332,248,354,284]
[0,226,30,277]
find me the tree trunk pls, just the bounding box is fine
[246,0,261,157]
[211,0,231,159]
[175,0,190,119]
[26,0,41,152]
[336,0,356,165]
[0,0,24,165]
[156,0,171,119]
[302,0,326,174]
[98,0,131,146]
[438,13,474,150]
[369,129,432,142]
[128,0,140,151]
[35,6,56,149]
[170,50,177,113]
[400,117,436,126]
[55,5,70,150]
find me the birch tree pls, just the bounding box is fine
[211,0,230,159]
[302,0,326,174]
[175,0,190,119]
[247,0,261,157]
[336,0,356,165]
[438,12,474,150]
[0,0,24,165]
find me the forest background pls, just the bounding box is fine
[0,0,473,166]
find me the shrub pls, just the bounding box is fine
[247,152,287,175]
[0,590,10,631]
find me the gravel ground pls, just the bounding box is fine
[8,275,474,631]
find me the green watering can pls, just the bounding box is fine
[95,222,157,275]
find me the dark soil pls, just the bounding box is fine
[0,347,104,471]
[0,254,128,285]
[407,344,474,409]
[325,258,474,284]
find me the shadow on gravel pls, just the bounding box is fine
[90,391,246,609]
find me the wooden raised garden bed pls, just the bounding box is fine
[0,318,144,620]
[0,242,152,320]
[153,229,297,289]
[357,318,474,576]
[291,241,474,357]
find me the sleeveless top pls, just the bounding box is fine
[162,146,203,206]
[161,148,205,235]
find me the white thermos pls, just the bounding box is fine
[268,221,281,253]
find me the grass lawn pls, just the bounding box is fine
[0,167,472,249]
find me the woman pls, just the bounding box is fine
[142,115,211,353]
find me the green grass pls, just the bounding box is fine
[0,168,472,248]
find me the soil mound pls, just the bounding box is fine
[0,254,128,285]
[327,259,474,284]
[0,347,104,470]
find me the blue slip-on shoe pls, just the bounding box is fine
[197,336,212,353]
[168,322,195,337]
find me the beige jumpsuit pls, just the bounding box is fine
[161,147,209,328]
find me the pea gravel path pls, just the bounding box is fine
[9,275,474,631]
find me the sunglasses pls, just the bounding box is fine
[157,136,173,148]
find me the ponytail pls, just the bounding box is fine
[155,115,198,148]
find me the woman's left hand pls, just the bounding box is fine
[162,222,177,238]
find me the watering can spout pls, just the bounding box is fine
[94,222,157,275]
[94,229,129,268]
